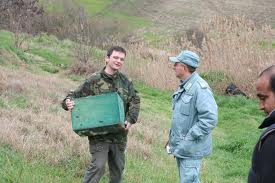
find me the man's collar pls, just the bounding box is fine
[179,72,198,90]
[101,67,119,79]
[258,109,275,129]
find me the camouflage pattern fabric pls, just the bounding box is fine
[62,68,140,143]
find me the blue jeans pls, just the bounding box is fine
[176,158,202,183]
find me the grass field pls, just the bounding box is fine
[0,72,264,182]
[0,23,268,183]
[1,0,274,182]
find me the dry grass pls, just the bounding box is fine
[200,15,275,96]
[0,66,166,165]
[0,66,89,164]
[0,15,274,173]
[121,16,275,96]
[121,44,179,90]
[0,71,8,92]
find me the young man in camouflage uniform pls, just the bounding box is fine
[62,46,140,183]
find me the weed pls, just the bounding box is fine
[0,97,6,108]
[9,47,32,64]
[41,65,59,74]
[10,95,28,109]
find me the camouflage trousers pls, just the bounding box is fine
[83,141,127,183]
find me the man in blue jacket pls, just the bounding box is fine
[167,50,218,183]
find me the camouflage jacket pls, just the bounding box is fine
[62,68,140,143]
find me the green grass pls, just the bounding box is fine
[29,48,71,67]
[0,85,264,182]
[201,71,229,87]
[8,95,29,109]
[202,95,263,183]
[259,40,275,49]
[8,47,33,64]
[0,97,6,108]
[0,30,13,48]
[78,0,151,28]
[136,82,172,119]
[28,34,74,68]
[105,12,151,28]
[78,0,112,15]
[40,65,60,73]
[0,143,82,183]
[142,32,170,45]
[0,31,73,70]
[40,0,112,15]
[0,29,267,183]
[1,94,30,109]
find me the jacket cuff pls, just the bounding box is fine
[126,117,136,124]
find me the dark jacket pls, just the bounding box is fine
[248,110,275,183]
[62,68,140,143]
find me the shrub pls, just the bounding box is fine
[69,61,96,76]
[41,65,59,74]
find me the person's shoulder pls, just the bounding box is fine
[194,76,209,90]
[118,72,132,83]
[86,71,101,82]
[259,126,275,150]
[193,75,214,96]
[262,125,275,141]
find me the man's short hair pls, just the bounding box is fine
[186,64,196,73]
[107,46,126,57]
[271,75,275,93]
[259,65,275,93]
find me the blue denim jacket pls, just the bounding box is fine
[169,72,218,158]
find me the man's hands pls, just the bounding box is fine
[125,121,132,131]
[65,98,75,111]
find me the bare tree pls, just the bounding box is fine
[0,0,44,49]
[71,6,92,64]
[60,2,96,75]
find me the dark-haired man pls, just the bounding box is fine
[62,46,140,183]
[248,65,275,183]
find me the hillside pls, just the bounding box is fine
[0,1,274,182]
[142,0,275,31]
[40,0,275,36]
[81,0,275,31]
[0,30,267,183]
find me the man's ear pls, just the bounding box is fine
[105,56,109,62]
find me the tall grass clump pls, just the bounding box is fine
[200,15,275,96]
[119,16,275,97]
[0,67,89,165]
[121,43,179,91]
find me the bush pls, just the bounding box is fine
[69,61,96,76]
[200,71,229,85]
[41,65,59,74]
[9,46,32,63]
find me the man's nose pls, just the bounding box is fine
[259,102,265,110]
[171,64,176,70]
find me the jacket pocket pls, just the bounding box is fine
[180,94,192,115]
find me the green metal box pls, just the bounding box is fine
[71,92,125,136]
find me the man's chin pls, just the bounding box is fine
[114,66,121,70]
